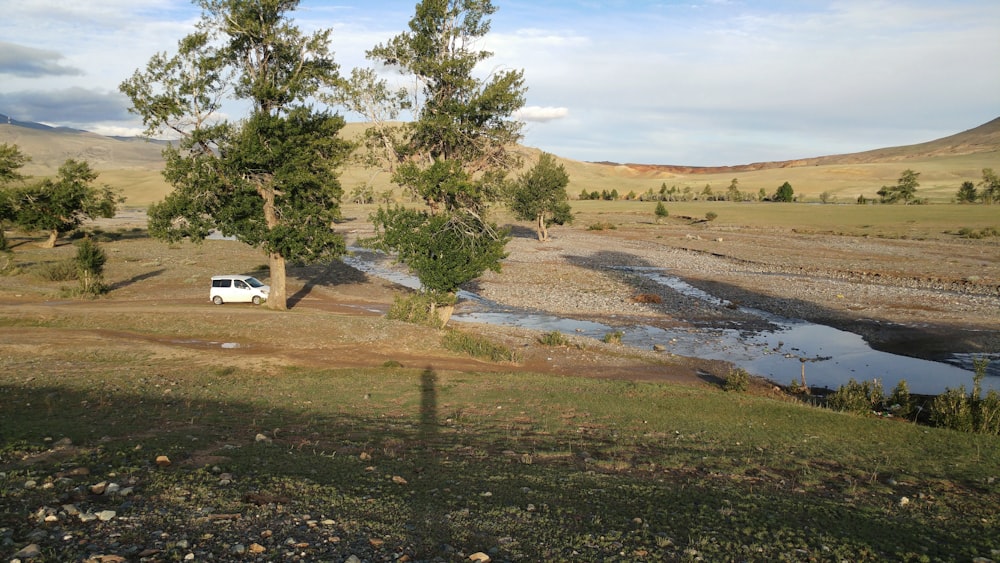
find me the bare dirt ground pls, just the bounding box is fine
[1,210,997,390]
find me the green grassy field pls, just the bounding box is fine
[2,342,999,560]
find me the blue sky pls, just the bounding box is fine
[0,0,997,166]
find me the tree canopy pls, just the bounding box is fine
[510,153,572,241]
[877,169,920,204]
[773,182,794,202]
[359,0,526,322]
[13,159,120,248]
[979,168,999,204]
[1,148,120,249]
[120,0,351,310]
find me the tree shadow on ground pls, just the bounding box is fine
[109,269,165,291]
[286,259,371,308]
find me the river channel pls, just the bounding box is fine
[347,250,997,396]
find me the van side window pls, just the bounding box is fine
[235,280,248,289]
[212,279,232,288]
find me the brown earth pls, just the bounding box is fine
[1,211,997,391]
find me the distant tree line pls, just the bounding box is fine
[575,168,999,206]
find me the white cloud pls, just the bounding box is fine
[516,106,570,123]
[0,0,997,165]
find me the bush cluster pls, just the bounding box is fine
[930,359,1000,434]
[825,359,999,435]
[387,293,450,328]
[723,368,750,392]
[33,259,78,282]
[538,331,570,347]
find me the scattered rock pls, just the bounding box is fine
[13,543,41,559]
[392,475,408,485]
[470,552,491,562]
[255,433,272,444]
[155,455,171,467]
[97,510,117,522]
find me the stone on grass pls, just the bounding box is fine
[13,543,41,559]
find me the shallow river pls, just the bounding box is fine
[346,252,998,396]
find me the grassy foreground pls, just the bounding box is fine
[2,350,999,561]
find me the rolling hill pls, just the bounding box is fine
[1,113,998,205]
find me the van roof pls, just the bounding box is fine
[211,274,255,280]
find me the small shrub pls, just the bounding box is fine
[442,330,520,363]
[931,387,974,432]
[387,293,445,328]
[888,380,915,419]
[704,211,718,222]
[602,331,624,345]
[34,259,78,282]
[723,368,750,392]
[76,237,108,296]
[956,226,1000,239]
[976,390,1000,435]
[631,293,662,304]
[828,379,884,415]
[0,253,20,276]
[654,202,668,222]
[587,222,617,231]
[382,360,403,368]
[538,331,570,347]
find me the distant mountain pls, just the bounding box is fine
[0,113,86,134]
[0,116,165,175]
[3,113,998,205]
[612,116,1000,175]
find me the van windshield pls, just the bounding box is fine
[245,277,265,288]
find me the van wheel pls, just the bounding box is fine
[252,296,262,305]
[213,296,224,305]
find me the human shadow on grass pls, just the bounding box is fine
[1,370,989,562]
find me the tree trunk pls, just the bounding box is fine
[435,303,454,327]
[267,251,287,310]
[42,230,58,248]
[261,184,287,310]
[536,214,548,242]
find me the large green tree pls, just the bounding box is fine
[12,159,120,248]
[510,152,572,241]
[120,0,351,310]
[359,0,526,323]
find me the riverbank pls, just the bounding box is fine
[464,222,1000,369]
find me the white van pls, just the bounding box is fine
[210,275,270,305]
